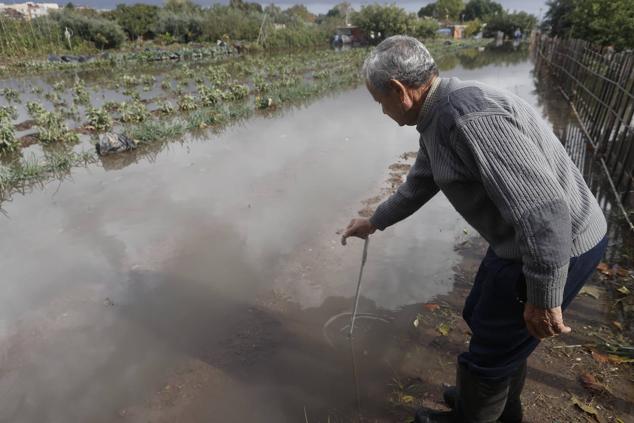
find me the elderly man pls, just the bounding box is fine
[342,36,607,422]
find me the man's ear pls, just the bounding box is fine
[389,79,411,108]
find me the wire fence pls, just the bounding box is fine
[534,35,634,232]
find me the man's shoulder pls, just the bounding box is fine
[436,78,512,121]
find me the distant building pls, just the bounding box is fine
[0,2,59,20]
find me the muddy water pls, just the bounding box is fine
[0,45,551,423]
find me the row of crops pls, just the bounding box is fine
[0,48,368,203]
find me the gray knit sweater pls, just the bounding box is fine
[370,77,607,309]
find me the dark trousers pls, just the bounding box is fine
[459,237,608,379]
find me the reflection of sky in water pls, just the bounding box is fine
[0,48,546,422]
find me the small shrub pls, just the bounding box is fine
[2,88,21,103]
[0,105,17,122]
[0,120,18,152]
[86,107,113,132]
[119,100,149,123]
[197,85,223,107]
[226,83,249,100]
[178,95,198,111]
[157,100,175,114]
[73,79,90,106]
[37,111,79,144]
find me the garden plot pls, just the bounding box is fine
[0,48,367,203]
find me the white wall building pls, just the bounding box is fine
[0,2,60,20]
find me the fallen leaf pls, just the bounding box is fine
[580,286,601,299]
[606,354,634,364]
[596,262,611,276]
[615,266,630,278]
[611,321,623,331]
[591,350,610,364]
[616,286,630,296]
[591,350,634,365]
[423,303,440,312]
[437,323,451,336]
[578,373,606,395]
[570,395,606,423]
[400,394,415,404]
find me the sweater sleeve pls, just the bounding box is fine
[370,145,439,231]
[458,114,572,309]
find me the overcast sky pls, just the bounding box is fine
[4,0,549,19]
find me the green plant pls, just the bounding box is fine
[0,106,17,122]
[119,100,149,123]
[227,83,249,100]
[0,120,18,152]
[178,94,198,111]
[34,110,79,144]
[73,78,90,106]
[158,100,176,114]
[27,101,48,121]
[52,9,127,49]
[197,85,223,106]
[2,88,20,103]
[86,107,113,131]
[256,96,273,109]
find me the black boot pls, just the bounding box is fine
[499,361,526,423]
[415,363,511,423]
[441,361,526,423]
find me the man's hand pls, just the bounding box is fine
[523,304,571,339]
[341,218,376,245]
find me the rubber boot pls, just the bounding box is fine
[442,361,526,423]
[415,363,511,423]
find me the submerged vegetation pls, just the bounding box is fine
[0,36,492,205]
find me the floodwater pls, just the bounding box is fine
[0,44,573,422]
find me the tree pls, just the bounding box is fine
[326,2,351,18]
[106,4,159,40]
[569,0,634,49]
[542,0,575,38]
[353,4,437,40]
[435,0,465,21]
[229,0,263,13]
[484,11,537,38]
[164,0,200,14]
[462,0,503,21]
[284,5,316,23]
[418,3,437,18]
[352,4,412,39]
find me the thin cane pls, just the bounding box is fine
[349,237,369,336]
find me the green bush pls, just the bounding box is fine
[154,10,204,43]
[484,11,537,38]
[52,10,127,49]
[263,25,330,49]
[104,4,159,40]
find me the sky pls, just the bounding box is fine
[2,0,549,19]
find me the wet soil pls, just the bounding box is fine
[0,45,632,423]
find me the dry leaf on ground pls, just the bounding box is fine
[437,323,451,336]
[580,286,601,299]
[578,372,607,395]
[570,394,606,423]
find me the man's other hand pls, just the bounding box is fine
[341,218,376,245]
[523,304,571,339]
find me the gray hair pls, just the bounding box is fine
[362,35,438,92]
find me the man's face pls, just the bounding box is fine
[366,81,412,127]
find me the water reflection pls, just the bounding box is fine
[0,45,569,423]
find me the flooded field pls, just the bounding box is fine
[0,44,632,423]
